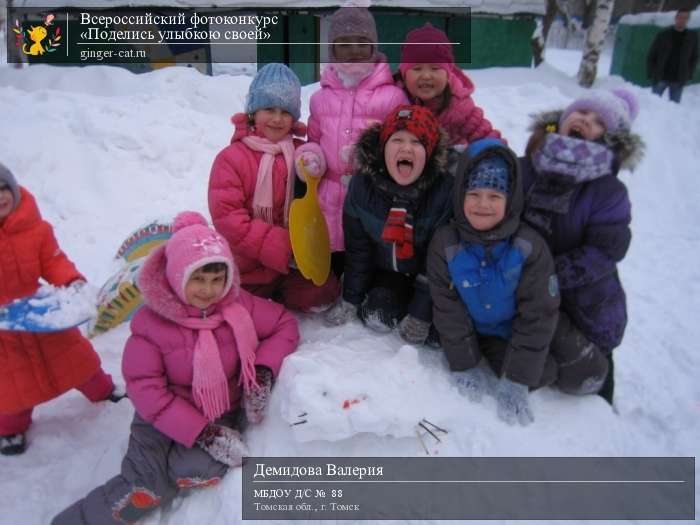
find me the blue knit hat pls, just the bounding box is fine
[467,155,510,195]
[246,63,301,121]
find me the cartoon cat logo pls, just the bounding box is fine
[14,14,61,56]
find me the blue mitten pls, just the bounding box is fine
[455,366,492,402]
[495,377,533,426]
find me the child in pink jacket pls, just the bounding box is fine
[52,212,299,525]
[295,3,408,275]
[398,23,503,147]
[209,63,340,311]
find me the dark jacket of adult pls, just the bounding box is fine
[428,140,560,387]
[520,111,645,353]
[342,125,453,322]
[647,26,699,84]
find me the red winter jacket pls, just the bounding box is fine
[208,116,305,286]
[0,187,101,413]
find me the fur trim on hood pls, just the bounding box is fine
[527,110,645,172]
[353,123,450,199]
[452,140,522,244]
[138,244,240,324]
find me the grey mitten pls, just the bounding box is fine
[397,315,431,345]
[244,367,273,424]
[324,299,357,326]
[454,366,492,402]
[495,377,534,426]
[196,424,249,467]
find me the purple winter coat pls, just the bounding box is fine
[520,156,631,352]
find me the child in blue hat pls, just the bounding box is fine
[427,138,560,426]
[208,63,340,312]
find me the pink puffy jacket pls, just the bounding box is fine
[301,61,408,251]
[208,115,306,286]
[122,244,299,447]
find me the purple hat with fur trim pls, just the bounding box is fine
[559,89,639,133]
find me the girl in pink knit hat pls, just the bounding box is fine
[294,1,408,277]
[398,23,503,148]
[53,211,299,525]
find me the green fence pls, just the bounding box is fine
[611,23,700,87]
[259,11,536,84]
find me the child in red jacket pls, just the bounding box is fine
[208,63,340,311]
[0,163,119,456]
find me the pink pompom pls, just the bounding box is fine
[612,88,639,123]
[172,211,208,232]
[231,113,249,126]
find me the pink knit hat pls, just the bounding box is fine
[164,211,237,305]
[328,0,378,46]
[399,23,454,75]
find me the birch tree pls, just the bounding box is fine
[531,0,559,66]
[577,0,615,87]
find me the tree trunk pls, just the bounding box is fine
[531,0,559,67]
[577,0,615,88]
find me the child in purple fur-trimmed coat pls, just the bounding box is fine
[519,89,645,404]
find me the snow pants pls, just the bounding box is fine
[477,335,558,389]
[51,411,241,525]
[244,268,340,313]
[550,311,610,396]
[0,368,113,436]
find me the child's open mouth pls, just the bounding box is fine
[397,159,414,177]
[568,125,585,140]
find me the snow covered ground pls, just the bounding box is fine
[0,49,698,524]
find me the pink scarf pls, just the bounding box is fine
[179,301,260,421]
[241,135,296,227]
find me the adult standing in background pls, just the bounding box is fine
[647,9,698,103]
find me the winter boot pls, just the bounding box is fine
[597,353,615,405]
[550,313,609,396]
[0,433,26,455]
[358,287,404,333]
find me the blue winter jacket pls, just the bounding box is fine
[428,139,560,387]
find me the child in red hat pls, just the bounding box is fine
[324,105,453,346]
